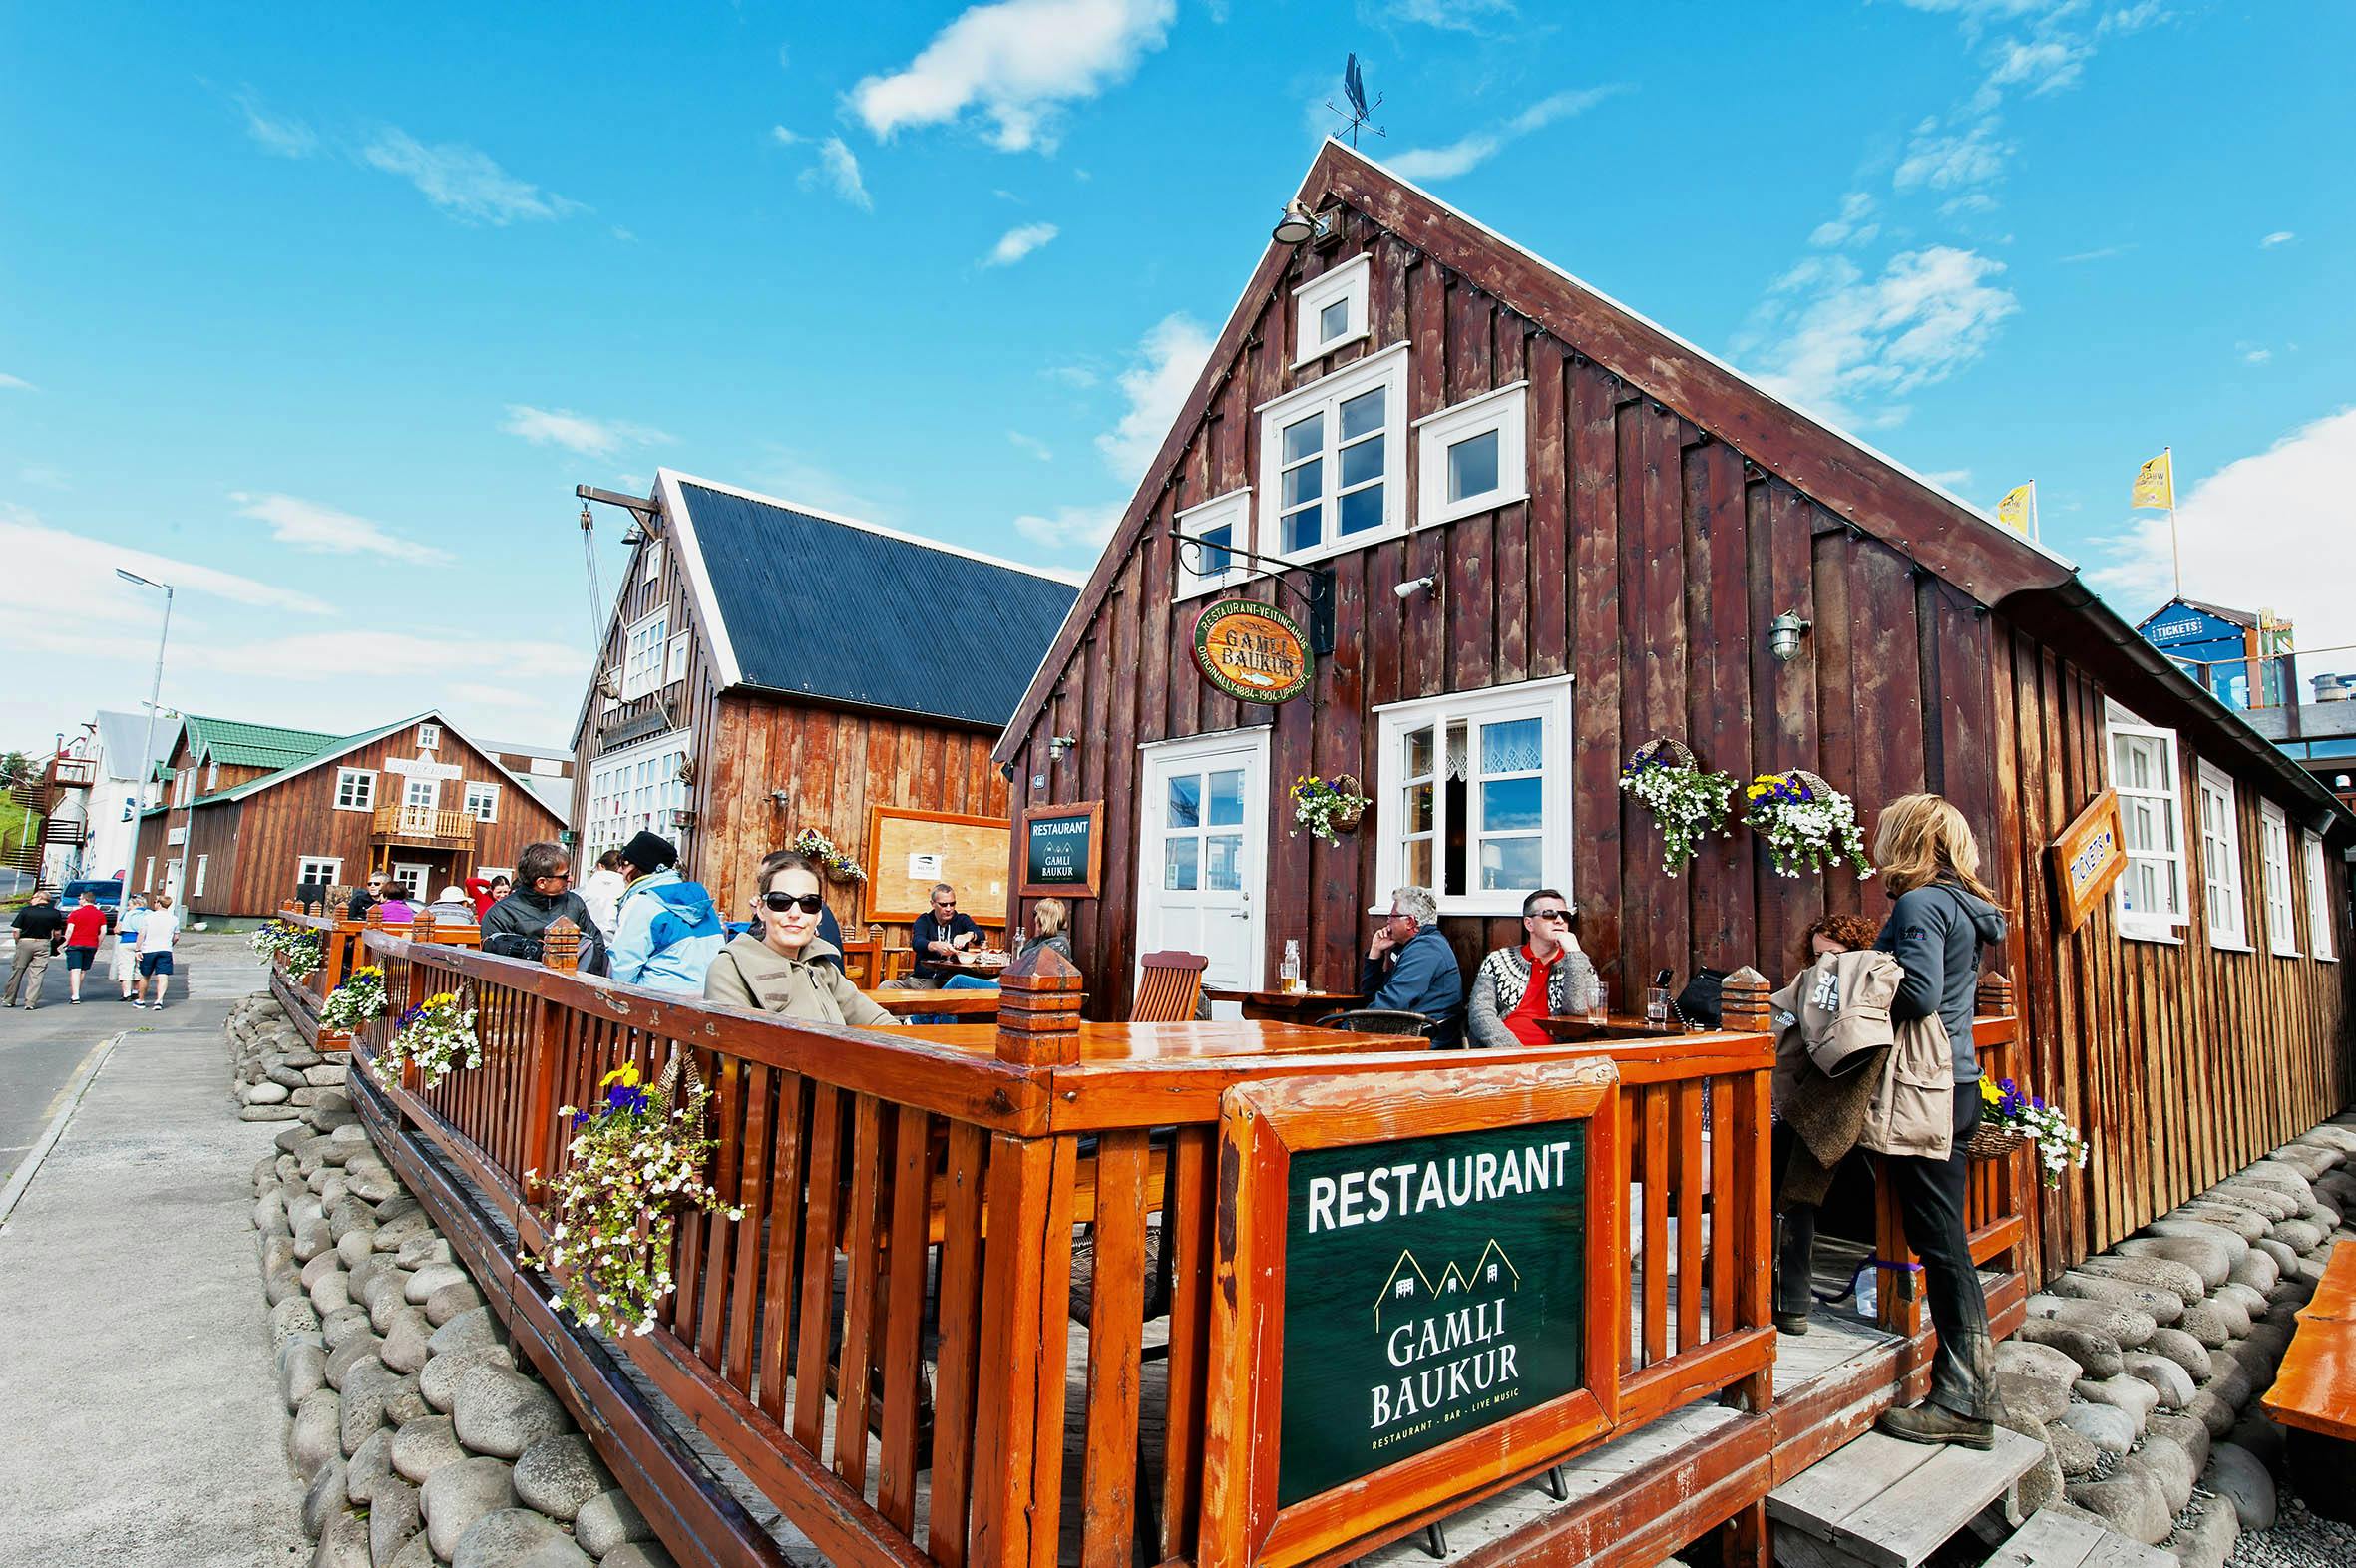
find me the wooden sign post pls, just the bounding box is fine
[1201,1058,1623,1567]
[2049,787,2128,934]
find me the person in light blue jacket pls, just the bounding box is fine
[607,832,727,994]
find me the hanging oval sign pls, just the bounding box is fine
[1194,596,1315,704]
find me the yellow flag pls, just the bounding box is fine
[1996,482,2035,534]
[2131,449,2173,510]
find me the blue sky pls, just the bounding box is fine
[4,0,2350,755]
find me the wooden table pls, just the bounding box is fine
[897,1018,1430,1061]
[861,986,1019,1018]
[1202,986,1367,1024]
[2264,1239,2356,1440]
[1535,1013,1696,1045]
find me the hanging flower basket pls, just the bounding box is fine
[373,988,481,1092]
[524,1055,742,1338]
[249,921,323,976]
[1618,739,1736,879]
[789,828,867,885]
[318,965,389,1031]
[1971,1075,2090,1188]
[1742,770,1873,879]
[1290,773,1371,844]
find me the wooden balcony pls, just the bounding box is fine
[370,803,477,851]
[47,756,98,789]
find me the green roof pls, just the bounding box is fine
[186,714,347,771]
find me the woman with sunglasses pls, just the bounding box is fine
[1466,890,1600,1048]
[703,850,900,1026]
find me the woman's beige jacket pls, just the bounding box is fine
[703,934,897,1028]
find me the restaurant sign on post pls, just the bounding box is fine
[2049,787,2128,934]
[1018,800,1103,899]
[1201,1059,1623,1568]
[1194,597,1314,704]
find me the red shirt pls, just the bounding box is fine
[64,905,108,948]
[1503,945,1556,1046]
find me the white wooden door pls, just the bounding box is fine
[1137,731,1269,992]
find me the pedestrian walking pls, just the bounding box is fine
[133,890,182,1010]
[114,893,147,1000]
[5,890,65,1008]
[62,890,108,1004]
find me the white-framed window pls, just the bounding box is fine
[1415,381,1530,527]
[2107,707,2187,941]
[142,856,155,891]
[403,778,439,817]
[416,722,441,750]
[463,781,500,823]
[204,761,219,791]
[1175,489,1254,600]
[2259,802,2298,956]
[297,856,341,888]
[620,608,668,700]
[193,854,208,896]
[665,632,691,685]
[1257,342,1408,564]
[334,768,376,812]
[1293,252,1371,366]
[1374,676,1573,918]
[528,757,566,778]
[643,539,664,585]
[2194,761,2248,950]
[173,768,192,807]
[2303,832,2337,962]
[585,729,694,859]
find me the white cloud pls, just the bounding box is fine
[1741,246,2018,428]
[501,405,674,460]
[1985,38,2085,95]
[850,0,1176,153]
[1390,0,1517,30]
[2088,408,2356,657]
[2060,243,2132,263]
[801,136,873,211]
[0,506,332,620]
[226,492,452,566]
[1924,468,1973,487]
[1894,118,2011,193]
[234,90,318,158]
[1044,361,1101,388]
[1809,191,1880,248]
[361,129,585,224]
[983,221,1059,266]
[1386,86,1622,182]
[0,372,34,391]
[2261,230,2295,248]
[769,125,802,146]
[1013,502,1123,553]
[1008,430,1054,460]
[1096,312,1213,479]
[2242,346,2272,365]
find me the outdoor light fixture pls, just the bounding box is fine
[1048,735,1079,761]
[1272,199,1318,245]
[1768,610,1812,662]
[1393,575,1437,600]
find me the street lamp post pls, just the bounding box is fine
[116,569,173,929]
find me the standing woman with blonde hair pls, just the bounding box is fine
[1870,793,2010,1448]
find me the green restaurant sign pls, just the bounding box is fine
[1277,1122,1589,1504]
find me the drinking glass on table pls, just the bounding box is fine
[1586,980,1609,1026]
[1646,985,1673,1028]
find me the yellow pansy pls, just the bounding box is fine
[599,1062,642,1089]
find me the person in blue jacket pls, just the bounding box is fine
[1358,885,1465,1046]
[607,832,727,994]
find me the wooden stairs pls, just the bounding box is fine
[1767,1425,2060,1568]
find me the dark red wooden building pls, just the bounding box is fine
[996,141,2353,1275]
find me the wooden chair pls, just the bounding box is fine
[1314,1007,1434,1036]
[836,934,883,988]
[1131,950,1209,1022]
[881,946,914,981]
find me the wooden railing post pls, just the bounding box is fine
[1719,966,1775,1411]
[412,908,438,945]
[519,917,580,1204]
[542,917,581,974]
[992,944,1083,1066]
[1975,970,2014,1017]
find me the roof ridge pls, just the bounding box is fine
[660,469,1084,587]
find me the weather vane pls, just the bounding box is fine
[1328,53,1386,148]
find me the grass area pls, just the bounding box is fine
[0,790,37,853]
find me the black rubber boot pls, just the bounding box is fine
[1876,1401,1995,1449]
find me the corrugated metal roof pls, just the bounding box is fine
[676,482,1078,728]
[186,714,346,770]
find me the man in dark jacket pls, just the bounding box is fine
[480,841,611,976]
[907,882,982,983]
[1359,885,1464,1046]
[347,871,387,921]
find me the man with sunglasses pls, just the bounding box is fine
[1467,890,1601,1048]
[908,883,982,985]
[480,841,611,975]
[346,871,388,921]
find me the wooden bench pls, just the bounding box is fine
[2261,1237,2356,1521]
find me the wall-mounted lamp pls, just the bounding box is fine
[1393,574,1437,601]
[1768,610,1812,663]
[769,788,793,808]
[1048,735,1079,761]
[1272,200,1341,246]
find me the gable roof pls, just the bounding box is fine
[185,714,345,771]
[141,710,558,819]
[94,709,177,784]
[2141,597,2258,632]
[653,470,1081,730]
[990,141,2345,837]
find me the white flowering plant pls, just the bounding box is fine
[249,921,323,974]
[1619,742,1736,878]
[790,826,867,884]
[317,964,389,1031]
[1289,773,1371,845]
[372,989,481,1091]
[525,1060,743,1338]
[1742,771,1873,879]
[1979,1075,2091,1189]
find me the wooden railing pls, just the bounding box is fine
[272,903,481,1050]
[371,803,478,848]
[329,933,1795,1568]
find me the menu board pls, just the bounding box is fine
[1020,801,1103,898]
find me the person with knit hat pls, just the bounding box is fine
[608,831,727,995]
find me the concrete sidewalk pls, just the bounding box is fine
[0,995,303,1567]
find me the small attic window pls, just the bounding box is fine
[416,722,441,750]
[1294,253,1372,367]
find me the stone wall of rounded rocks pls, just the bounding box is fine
[1986,1113,2356,1568]
[231,994,680,1568]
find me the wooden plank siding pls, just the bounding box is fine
[996,185,2353,1291]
